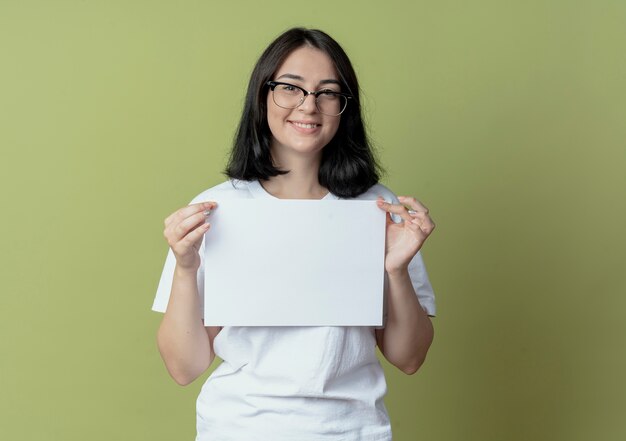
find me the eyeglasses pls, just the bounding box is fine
[266,81,352,116]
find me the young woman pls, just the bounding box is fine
[153,27,436,441]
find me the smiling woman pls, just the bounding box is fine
[153,27,437,441]
[224,28,380,199]
[266,46,343,164]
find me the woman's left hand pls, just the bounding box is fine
[376,196,435,274]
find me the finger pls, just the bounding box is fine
[411,216,436,234]
[405,219,422,234]
[178,222,211,249]
[408,210,427,222]
[377,198,395,225]
[164,211,206,246]
[170,210,211,242]
[376,199,412,222]
[397,196,429,214]
[165,202,211,227]
[164,201,217,227]
[407,210,432,221]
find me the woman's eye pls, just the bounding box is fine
[277,84,300,94]
[318,90,339,100]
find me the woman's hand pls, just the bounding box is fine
[376,196,435,275]
[163,201,217,271]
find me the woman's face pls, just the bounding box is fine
[266,46,342,161]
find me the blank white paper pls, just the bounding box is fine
[203,199,386,326]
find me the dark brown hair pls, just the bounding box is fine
[225,27,381,198]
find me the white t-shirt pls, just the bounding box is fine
[153,179,436,441]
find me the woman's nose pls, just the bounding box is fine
[298,93,318,113]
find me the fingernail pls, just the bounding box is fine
[203,209,212,217]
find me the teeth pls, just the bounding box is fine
[293,122,318,129]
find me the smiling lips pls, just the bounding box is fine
[289,120,321,132]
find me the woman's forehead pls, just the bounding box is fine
[273,46,339,83]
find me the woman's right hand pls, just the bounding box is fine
[163,201,217,271]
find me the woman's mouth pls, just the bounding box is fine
[290,121,320,129]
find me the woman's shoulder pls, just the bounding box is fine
[349,183,400,203]
[188,179,255,204]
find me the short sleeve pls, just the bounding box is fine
[407,251,436,317]
[376,250,436,329]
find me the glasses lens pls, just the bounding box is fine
[316,92,347,116]
[272,84,304,109]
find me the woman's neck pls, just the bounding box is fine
[261,150,328,200]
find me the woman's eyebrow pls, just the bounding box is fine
[276,73,304,81]
[276,73,340,87]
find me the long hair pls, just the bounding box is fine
[225,28,381,198]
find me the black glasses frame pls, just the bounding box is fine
[266,81,352,116]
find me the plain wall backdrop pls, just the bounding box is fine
[1,1,625,440]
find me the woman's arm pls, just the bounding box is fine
[156,202,219,386]
[157,266,220,385]
[375,269,434,374]
[375,196,436,375]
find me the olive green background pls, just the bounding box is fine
[1,1,625,440]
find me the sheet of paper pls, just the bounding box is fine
[203,199,386,326]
